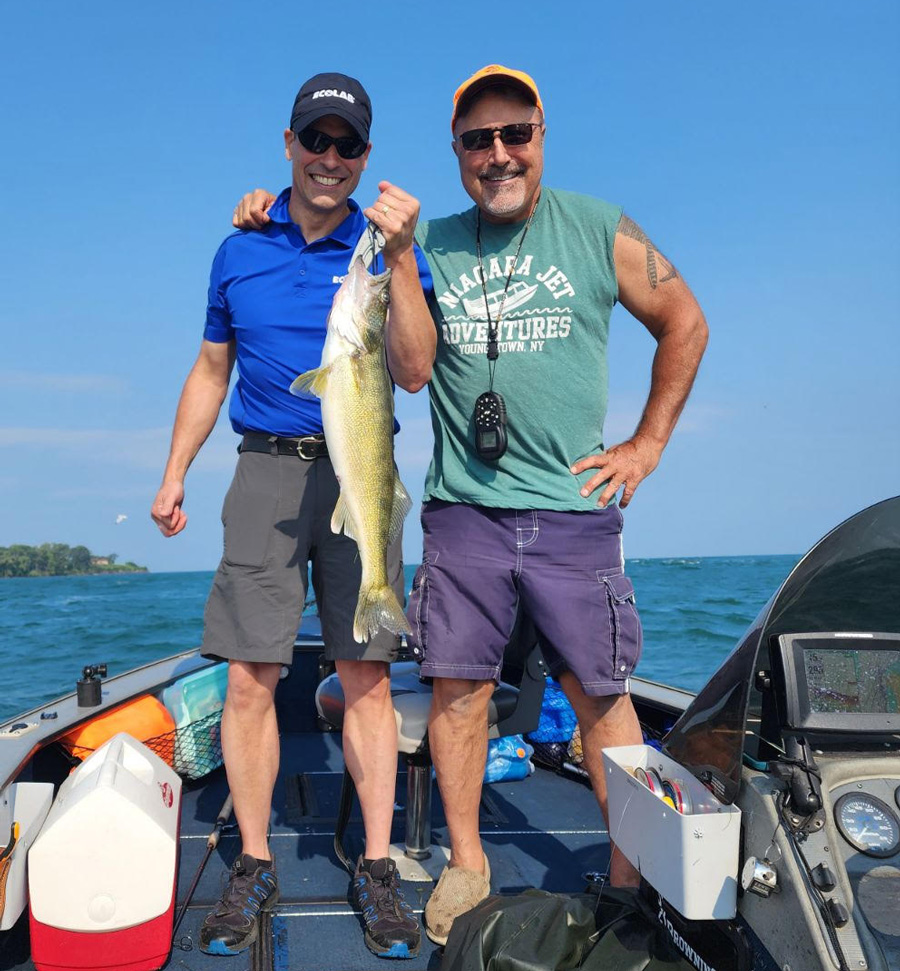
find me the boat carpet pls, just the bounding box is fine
[1,731,611,971]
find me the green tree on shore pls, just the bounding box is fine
[0,544,147,578]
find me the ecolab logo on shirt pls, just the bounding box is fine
[312,89,356,103]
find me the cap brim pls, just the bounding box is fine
[291,106,368,143]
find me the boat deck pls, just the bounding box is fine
[167,730,609,970]
[0,725,610,970]
[0,640,643,971]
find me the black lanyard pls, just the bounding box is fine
[474,198,538,390]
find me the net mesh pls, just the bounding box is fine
[63,710,225,781]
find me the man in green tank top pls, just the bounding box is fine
[405,65,709,945]
[231,63,709,947]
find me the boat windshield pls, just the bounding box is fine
[662,496,900,805]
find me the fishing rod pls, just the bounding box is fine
[172,791,233,944]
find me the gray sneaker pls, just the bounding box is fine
[199,853,278,955]
[352,856,420,959]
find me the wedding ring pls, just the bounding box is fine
[380,204,391,215]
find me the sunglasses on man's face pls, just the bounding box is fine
[457,122,543,152]
[296,127,367,160]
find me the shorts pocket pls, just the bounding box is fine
[599,571,643,681]
[406,552,438,662]
[221,455,279,569]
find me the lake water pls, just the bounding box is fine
[0,555,798,723]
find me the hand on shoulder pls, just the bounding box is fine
[233,189,277,229]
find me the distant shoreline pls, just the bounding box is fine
[0,544,148,578]
[2,568,149,579]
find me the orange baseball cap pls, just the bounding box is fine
[451,64,543,130]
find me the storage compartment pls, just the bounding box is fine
[602,744,741,920]
[161,662,228,778]
[0,782,54,931]
[29,733,181,971]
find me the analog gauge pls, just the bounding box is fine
[896,784,900,811]
[834,793,900,858]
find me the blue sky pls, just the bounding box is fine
[1,1,897,572]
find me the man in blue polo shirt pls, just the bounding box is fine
[151,73,435,958]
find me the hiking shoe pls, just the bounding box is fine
[199,853,278,955]
[424,855,491,946]
[352,856,420,959]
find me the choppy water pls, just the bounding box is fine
[0,556,799,723]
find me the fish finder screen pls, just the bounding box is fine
[803,645,900,714]
[778,633,900,732]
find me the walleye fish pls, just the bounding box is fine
[290,257,412,643]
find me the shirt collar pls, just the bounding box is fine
[267,188,364,247]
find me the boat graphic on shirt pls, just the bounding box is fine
[462,280,539,321]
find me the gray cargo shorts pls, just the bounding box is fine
[201,448,403,666]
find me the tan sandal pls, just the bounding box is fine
[424,854,491,946]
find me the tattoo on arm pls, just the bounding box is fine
[617,214,679,289]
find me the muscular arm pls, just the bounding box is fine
[381,246,435,392]
[151,339,235,536]
[364,181,435,392]
[571,214,709,507]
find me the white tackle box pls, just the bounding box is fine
[603,744,741,920]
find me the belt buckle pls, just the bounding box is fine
[296,436,320,461]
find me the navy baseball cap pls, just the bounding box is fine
[290,72,372,142]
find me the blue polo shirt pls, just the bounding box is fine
[204,188,434,437]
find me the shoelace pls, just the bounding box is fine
[369,871,408,916]
[220,864,270,908]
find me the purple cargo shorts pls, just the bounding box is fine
[406,500,643,696]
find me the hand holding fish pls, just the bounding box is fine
[570,436,662,509]
[363,181,420,262]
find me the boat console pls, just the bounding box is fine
[656,497,900,971]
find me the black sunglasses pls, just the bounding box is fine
[295,127,367,160]
[457,122,543,152]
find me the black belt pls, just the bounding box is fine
[239,432,328,460]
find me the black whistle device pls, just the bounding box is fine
[474,391,508,461]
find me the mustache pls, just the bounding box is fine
[478,163,524,179]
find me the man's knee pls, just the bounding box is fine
[336,659,391,706]
[226,660,280,713]
[432,678,494,721]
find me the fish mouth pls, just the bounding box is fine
[349,256,391,289]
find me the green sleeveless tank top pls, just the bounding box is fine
[415,186,622,510]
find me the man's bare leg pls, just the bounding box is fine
[221,660,282,861]
[557,671,642,887]
[428,677,494,872]
[336,659,398,860]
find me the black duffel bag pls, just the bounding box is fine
[441,887,696,971]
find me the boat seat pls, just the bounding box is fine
[315,612,547,868]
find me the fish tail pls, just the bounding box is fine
[353,585,412,644]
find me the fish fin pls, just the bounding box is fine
[353,585,411,643]
[330,493,358,542]
[290,365,331,400]
[388,471,412,545]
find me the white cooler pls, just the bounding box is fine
[29,733,181,971]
